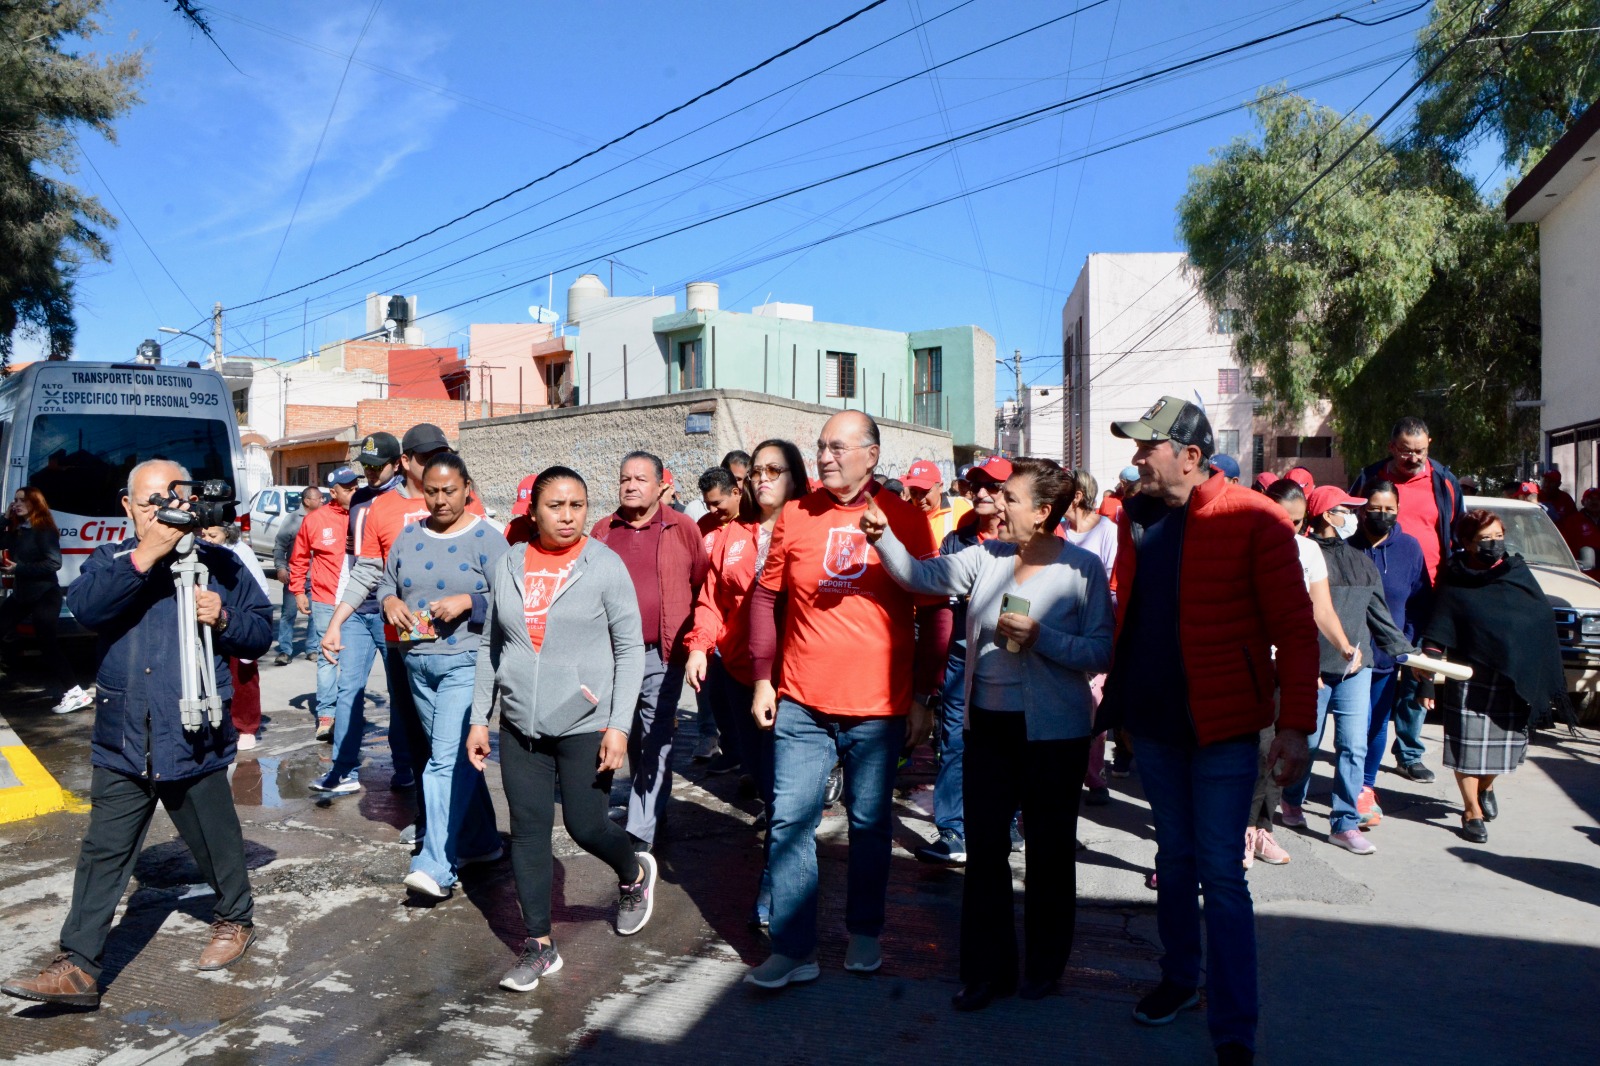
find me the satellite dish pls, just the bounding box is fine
[384,318,398,333]
[528,306,560,325]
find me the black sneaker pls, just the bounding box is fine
[1133,980,1200,1025]
[705,751,742,776]
[499,940,562,992]
[1400,761,1436,784]
[617,852,657,936]
[915,829,967,865]
[1084,786,1111,807]
[273,653,290,666]
[1216,1041,1254,1066]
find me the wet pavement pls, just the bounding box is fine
[0,629,1598,1065]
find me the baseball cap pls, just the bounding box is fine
[1253,472,1276,492]
[902,460,943,490]
[401,423,450,455]
[1306,485,1366,517]
[662,468,675,487]
[1285,466,1315,491]
[1582,487,1600,504]
[325,466,359,487]
[967,455,1014,485]
[1119,465,1139,483]
[511,472,538,516]
[1517,480,1540,497]
[1111,396,1214,458]
[356,431,401,466]
[1209,454,1240,480]
[1542,469,1562,483]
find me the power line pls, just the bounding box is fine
[230,0,898,312]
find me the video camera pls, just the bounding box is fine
[150,479,237,531]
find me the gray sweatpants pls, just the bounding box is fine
[625,645,686,845]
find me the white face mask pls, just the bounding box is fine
[1329,510,1357,539]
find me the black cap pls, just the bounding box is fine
[356,431,401,466]
[401,423,450,455]
[1111,395,1214,458]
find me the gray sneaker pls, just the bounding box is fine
[742,952,820,989]
[499,940,562,992]
[616,852,657,936]
[843,934,881,974]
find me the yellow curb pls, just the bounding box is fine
[0,744,84,823]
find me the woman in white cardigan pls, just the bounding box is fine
[862,457,1114,1012]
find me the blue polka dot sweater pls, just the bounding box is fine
[375,515,509,656]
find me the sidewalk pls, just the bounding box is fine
[0,653,1595,1065]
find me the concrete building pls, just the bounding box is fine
[458,389,954,522]
[1058,252,1345,491]
[1508,99,1600,492]
[997,386,1066,458]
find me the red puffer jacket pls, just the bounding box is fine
[1109,474,1318,744]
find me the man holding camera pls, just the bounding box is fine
[1,460,272,1010]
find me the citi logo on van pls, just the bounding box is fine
[58,520,130,543]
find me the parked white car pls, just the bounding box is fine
[1467,497,1600,723]
[244,485,310,559]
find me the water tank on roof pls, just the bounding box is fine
[567,273,608,328]
[686,281,719,313]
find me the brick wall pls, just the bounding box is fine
[341,341,390,375]
[354,397,524,443]
[285,404,358,437]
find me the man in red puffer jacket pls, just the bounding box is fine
[1100,396,1317,1064]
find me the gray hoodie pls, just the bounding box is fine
[471,536,644,738]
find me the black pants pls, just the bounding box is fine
[501,725,641,940]
[60,767,254,980]
[0,582,75,690]
[961,709,1090,986]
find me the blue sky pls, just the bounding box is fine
[50,0,1468,396]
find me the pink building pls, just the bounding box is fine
[469,323,577,410]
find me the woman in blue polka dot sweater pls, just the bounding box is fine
[376,452,511,899]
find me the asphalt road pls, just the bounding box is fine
[0,616,1597,1065]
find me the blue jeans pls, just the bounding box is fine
[277,583,302,657]
[1136,736,1260,1051]
[311,601,337,716]
[330,612,383,778]
[1366,669,1425,784]
[625,646,684,845]
[407,651,499,887]
[1285,669,1372,833]
[933,645,967,837]
[768,698,905,960]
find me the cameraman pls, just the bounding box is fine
[1,460,272,1011]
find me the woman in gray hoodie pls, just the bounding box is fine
[466,466,655,994]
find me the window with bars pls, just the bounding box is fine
[1217,429,1240,457]
[913,347,942,395]
[1218,368,1242,394]
[825,351,857,397]
[1275,435,1333,458]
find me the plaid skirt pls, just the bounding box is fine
[1442,671,1530,776]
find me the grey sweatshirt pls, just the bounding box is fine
[375,516,508,655]
[875,526,1114,741]
[471,537,645,738]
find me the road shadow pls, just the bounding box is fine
[1445,846,1600,909]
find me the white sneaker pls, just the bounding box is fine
[403,870,450,899]
[236,733,257,751]
[1329,829,1377,855]
[53,686,93,714]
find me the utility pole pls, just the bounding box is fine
[211,302,224,369]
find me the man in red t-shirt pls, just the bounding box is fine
[1349,416,1466,585]
[743,411,943,989]
[1560,488,1600,578]
[1540,469,1578,524]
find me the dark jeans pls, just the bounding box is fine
[384,644,427,791]
[712,663,772,909]
[961,710,1089,985]
[0,581,74,691]
[934,646,968,837]
[1137,735,1260,1051]
[1366,668,1427,785]
[60,766,253,980]
[500,725,640,940]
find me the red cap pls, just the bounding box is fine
[1253,472,1276,492]
[1517,481,1540,497]
[511,473,538,516]
[1543,469,1562,484]
[1306,485,1366,517]
[967,455,1014,485]
[662,468,675,487]
[1582,487,1600,504]
[1286,466,1315,491]
[902,460,943,490]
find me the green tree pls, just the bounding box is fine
[1178,87,1542,479]
[0,0,143,368]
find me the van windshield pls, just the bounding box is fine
[1475,502,1580,570]
[26,414,233,518]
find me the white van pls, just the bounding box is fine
[0,361,246,591]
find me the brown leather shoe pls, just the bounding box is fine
[198,919,256,971]
[1,953,101,1008]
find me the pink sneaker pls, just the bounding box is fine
[1254,829,1290,864]
[1243,827,1256,869]
[1279,802,1306,828]
[1329,829,1376,855]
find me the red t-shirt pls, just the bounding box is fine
[511,474,538,517]
[1097,494,1124,519]
[1388,462,1441,582]
[522,537,585,651]
[758,485,938,717]
[1559,510,1600,577]
[361,486,487,562]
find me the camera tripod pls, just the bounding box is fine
[172,532,223,733]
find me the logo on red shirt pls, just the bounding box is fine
[822,525,868,580]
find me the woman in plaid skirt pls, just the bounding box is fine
[1417,510,1570,844]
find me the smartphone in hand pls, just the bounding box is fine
[999,592,1031,653]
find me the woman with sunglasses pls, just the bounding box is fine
[684,438,809,927]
